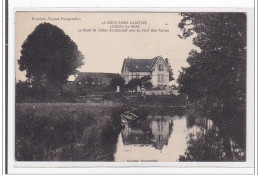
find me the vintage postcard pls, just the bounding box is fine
[13,10,251,168]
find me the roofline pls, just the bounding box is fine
[121,59,126,73]
[151,56,170,71]
[78,72,120,75]
[127,70,152,73]
[121,56,170,73]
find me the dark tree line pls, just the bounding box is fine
[178,13,246,116]
[177,13,246,149]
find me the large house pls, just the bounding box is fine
[121,56,170,89]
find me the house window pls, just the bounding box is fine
[158,74,164,83]
[161,74,164,82]
[159,64,164,71]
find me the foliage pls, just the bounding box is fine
[18,22,84,90]
[15,103,122,161]
[127,76,153,91]
[179,128,245,161]
[110,76,125,91]
[16,80,32,95]
[140,75,153,90]
[177,13,246,115]
[165,58,174,81]
[143,81,153,90]
[127,78,141,91]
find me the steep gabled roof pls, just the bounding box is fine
[121,56,161,73]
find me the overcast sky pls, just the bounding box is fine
[16,12,198,84]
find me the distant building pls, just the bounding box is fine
[63,72,122,92]
[121,56,170,89]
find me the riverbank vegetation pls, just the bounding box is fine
[177,13,246,160]
[15,103,122,161]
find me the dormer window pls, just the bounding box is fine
[159,64,164,71]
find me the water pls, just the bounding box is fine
[114,108,245,162]
[32,106,245,161]
[115,115,187,161]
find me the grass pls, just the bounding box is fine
[15,95,187,161]
[15,102,123,161]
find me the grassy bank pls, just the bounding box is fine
[16,103,123,161]
[17,90,187,107]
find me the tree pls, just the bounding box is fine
[127,76,153,91]
[110,76,125,91]
[127,78,141,92]
[140,75,153,90]
[177,13,246,148]
[177,13,246,113]
[18,22,84,90]
[165,58,174,81]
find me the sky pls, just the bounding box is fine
[16,12,198,84]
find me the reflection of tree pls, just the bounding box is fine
[179,128,245,161]
[186,114,196,129]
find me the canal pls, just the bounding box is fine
[114,107,245,162]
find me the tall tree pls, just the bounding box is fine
[165,58,174,81]
[18,22,84,90]
[177,13,246,114]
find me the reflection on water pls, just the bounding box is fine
[114,108,245,162]
[115,115,188,162]
[121,116,173,149]
[43,107,245,161]
[180,116,245,161]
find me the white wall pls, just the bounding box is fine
[151,59,169,87]
[121,58,170,87]
[123,71,151,84]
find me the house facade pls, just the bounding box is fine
[121,56,170,88]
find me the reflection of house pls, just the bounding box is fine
[121,56,170,88]
[121,123,153,145]
[121,116,173,150]
[151,116,173,150]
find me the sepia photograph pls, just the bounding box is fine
[15,11,246,162]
